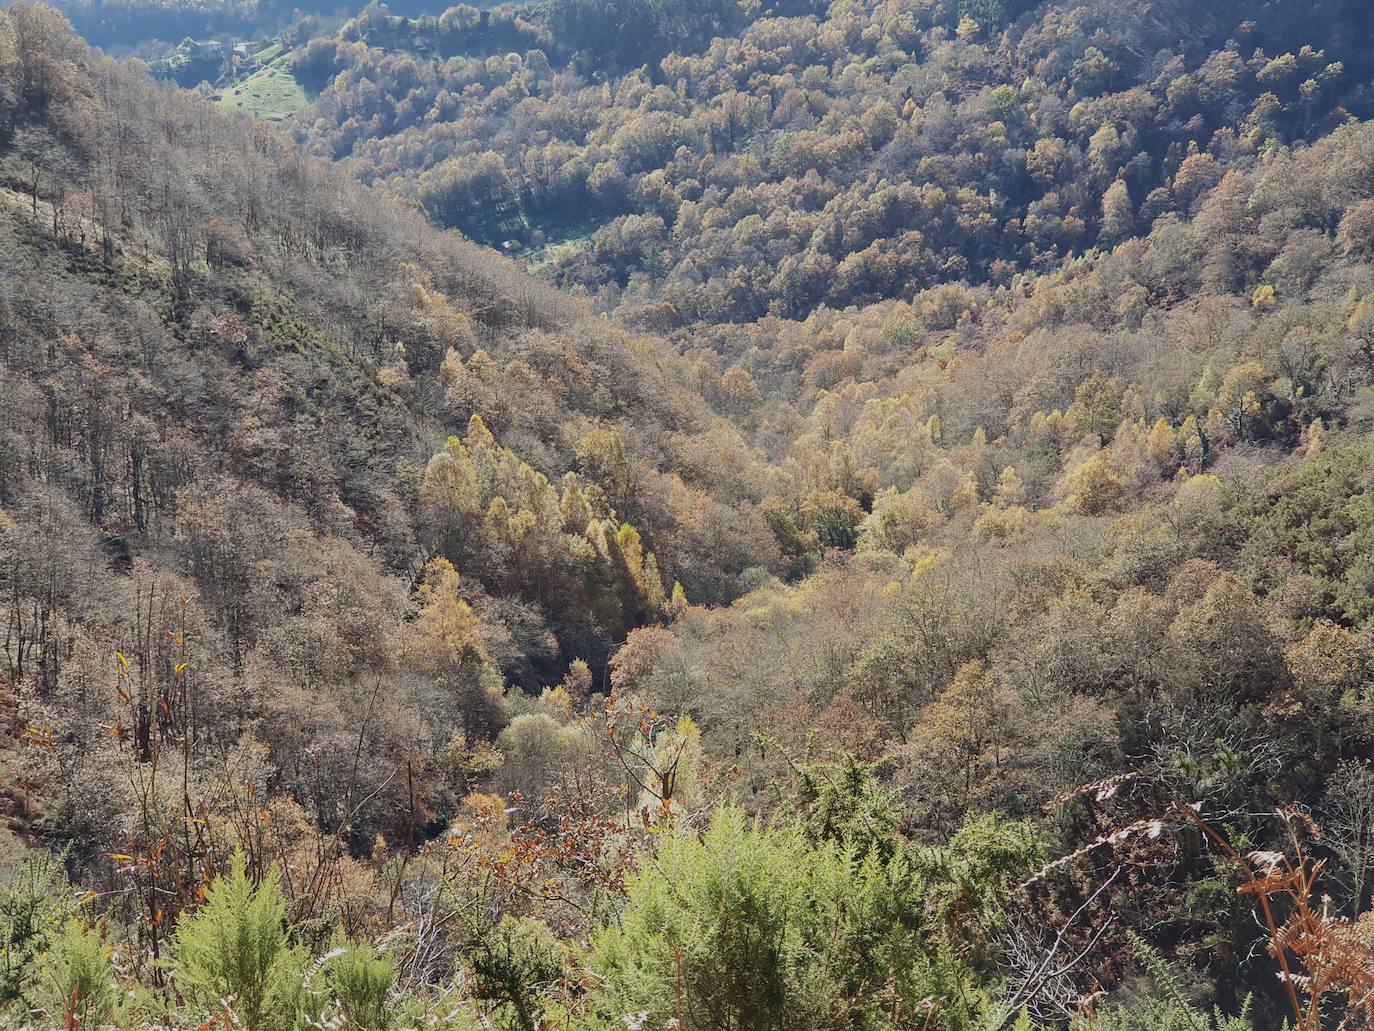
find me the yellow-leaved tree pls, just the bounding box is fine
[411,557,505,739]
[915,660,1016,797]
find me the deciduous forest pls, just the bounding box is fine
[3,0,1374,1027]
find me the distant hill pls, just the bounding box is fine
[276,0,1374,327]
[47,0,497,54]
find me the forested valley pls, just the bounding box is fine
[4,0,1374,1028]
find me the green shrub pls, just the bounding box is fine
[584,805,1043,1030]
[586,806,938,1030]
[0,852,78,1011]
[1087,934,1257,1031]
[172,854,315,1031]
[325,935,395,1031]
[1076,999,1254,1031]
[468,915,564,1031]
[33,919,117,1028]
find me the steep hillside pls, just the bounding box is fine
[0,0,777,871]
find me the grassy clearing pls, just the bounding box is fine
[215,53,312,123]
[524,233,593,272]
[523,213,606,272]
